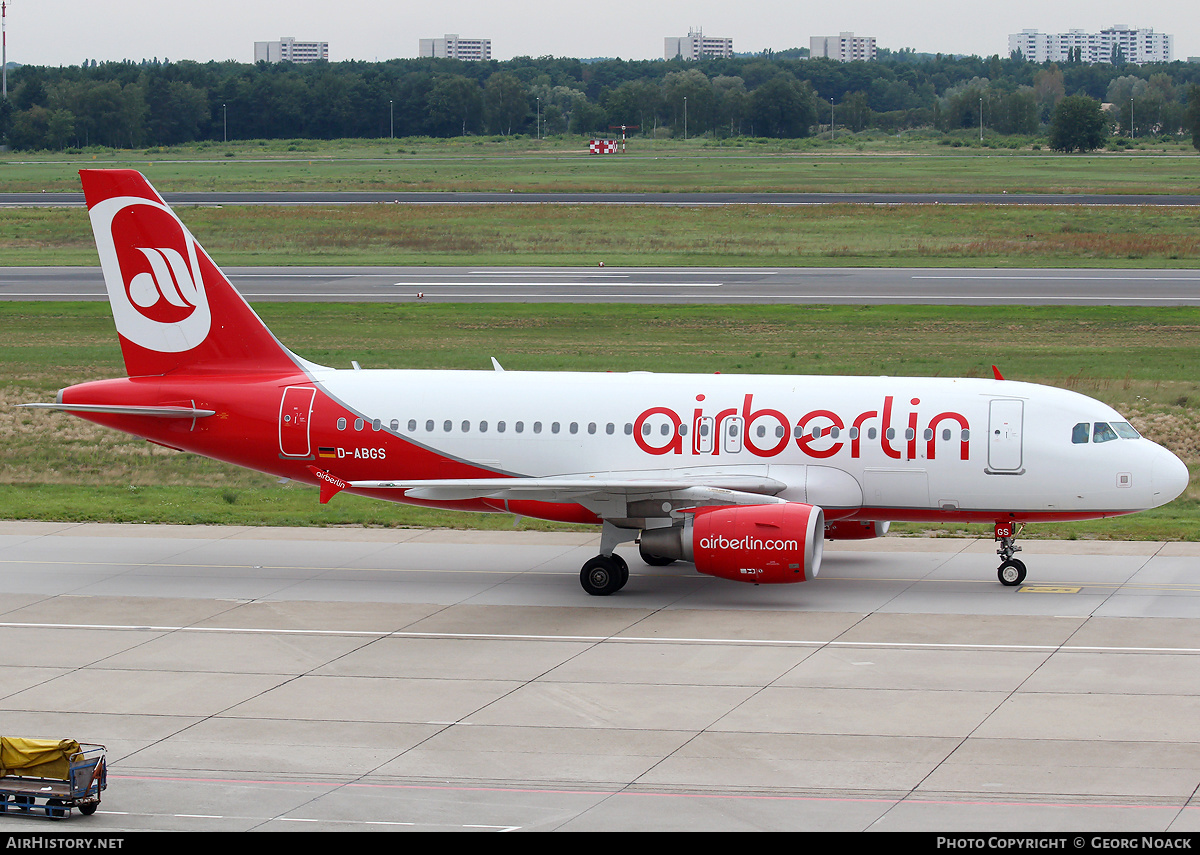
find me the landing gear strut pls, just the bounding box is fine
[995,522,1026,586]
[579,521,636,596]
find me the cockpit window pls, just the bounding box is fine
[1112,422,1140,439]
[1073,421,1140,444]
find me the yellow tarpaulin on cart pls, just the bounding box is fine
[0,738,82,780]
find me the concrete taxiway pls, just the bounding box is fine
[5,266,1200,305]
[2,521,1200,831]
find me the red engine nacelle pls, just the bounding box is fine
[640,503,824,585]
[824,520,890,541]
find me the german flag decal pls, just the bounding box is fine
[318,447,337,459]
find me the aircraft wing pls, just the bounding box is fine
[344,473,788,516]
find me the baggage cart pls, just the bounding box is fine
[0,739,106,819]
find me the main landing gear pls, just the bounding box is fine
[580,554,629,596]
[579,521,637,596]
[995,522,1026,586]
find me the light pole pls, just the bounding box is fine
[683,95,687,140]
[1130,97,1134,139]
[2,1,8,101]
[389,100,393,139]
[979,97,983,142]
[223,104,227,143]
[536,96,540,140]
[830,97,834,141]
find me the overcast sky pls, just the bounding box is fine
[4,1,1197,67]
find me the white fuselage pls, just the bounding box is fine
[307,368,1185,521]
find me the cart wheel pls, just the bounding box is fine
[46,798,67,819]
[14,794,33,812]
[78,802,98,816]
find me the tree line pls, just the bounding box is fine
[2,52,1199,150]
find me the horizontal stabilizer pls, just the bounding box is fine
[18,403,216,418]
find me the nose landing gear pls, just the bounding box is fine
[995,522,1026,586]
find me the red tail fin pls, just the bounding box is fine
[81,169,300,377]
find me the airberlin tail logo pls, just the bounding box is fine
[128,246,201,320]
[89,195,212,353]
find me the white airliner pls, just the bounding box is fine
[23,170,1190,595]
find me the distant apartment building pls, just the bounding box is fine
[253,37,328,64]
[664,28,734,60]
[810,32,877,62]
[419,34,492,61]
[1009,25,1173,65]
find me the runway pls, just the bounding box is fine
[3,521,1200,831]
[5,266,1200,305]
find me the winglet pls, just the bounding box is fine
[992,365,1005,381]
[307,466,348,504]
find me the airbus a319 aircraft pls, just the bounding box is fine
[24,170,1190,595]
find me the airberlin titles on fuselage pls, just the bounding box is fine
[633,393,971,461]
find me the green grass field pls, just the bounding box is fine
[4,137,1199,269]
[3,203,1199,268]
[2,135,1198,195]
[3,302,1197,539]
[3,139,1198,539]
